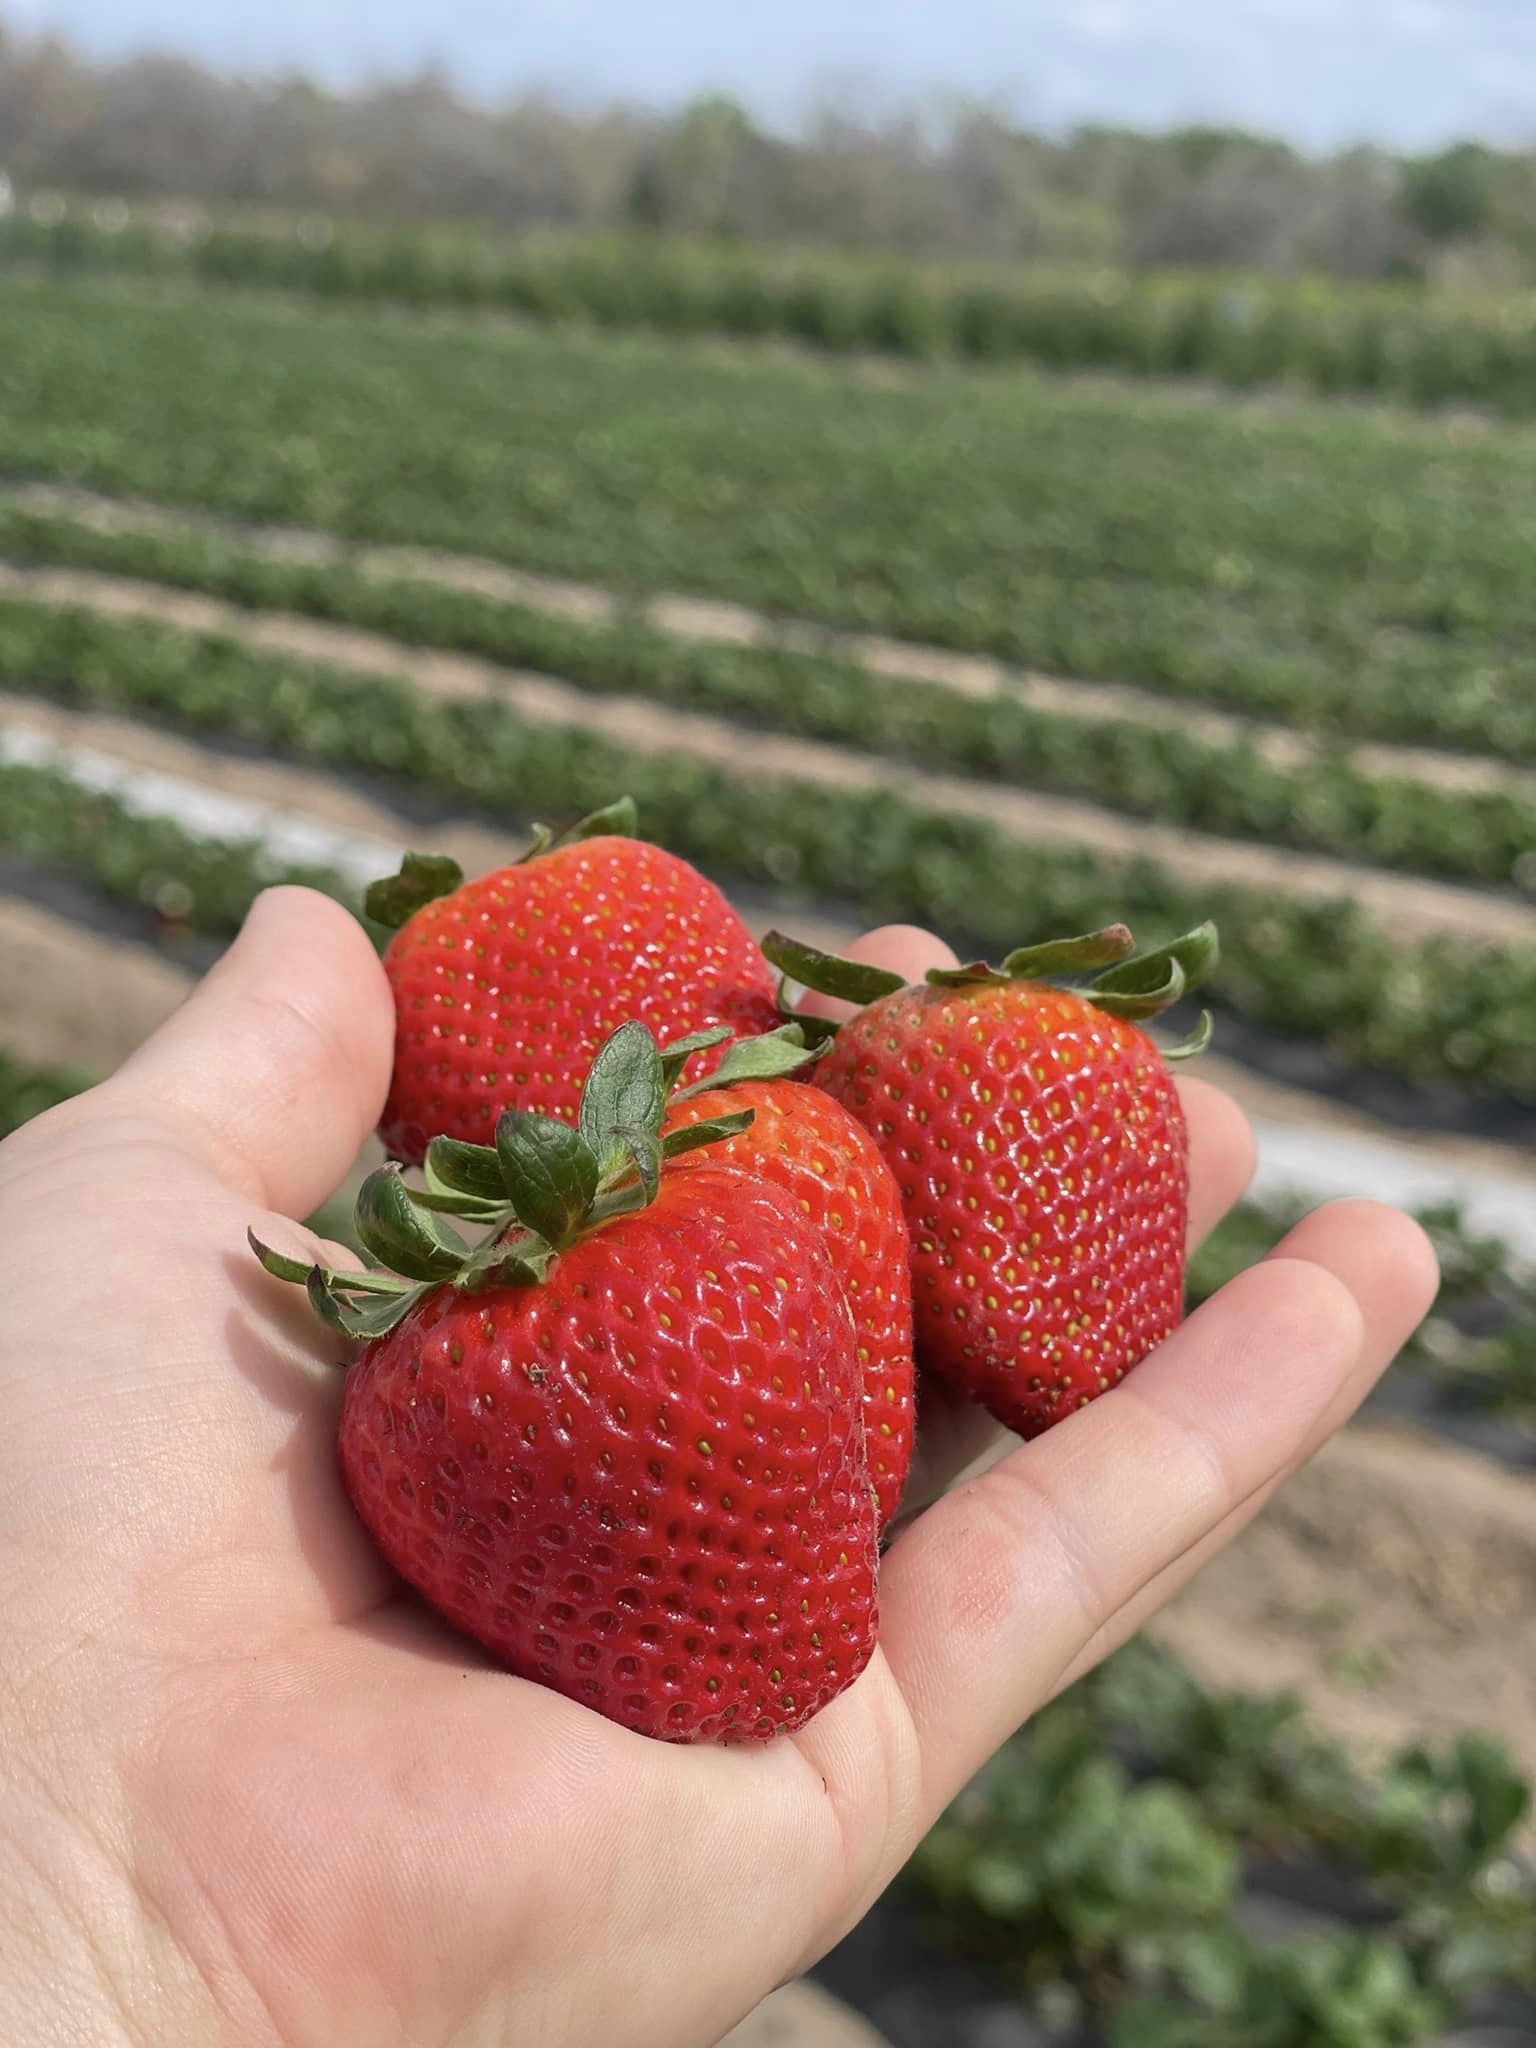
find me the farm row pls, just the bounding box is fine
[914,1636,1534,2045]
[1,510,1531,894]
[5,608,1536,1101]
[3,279,1536,761]
[8,206,1536,416]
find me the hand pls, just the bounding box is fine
[0,889,1438,2048]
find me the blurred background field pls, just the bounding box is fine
[1,6,1534,2043]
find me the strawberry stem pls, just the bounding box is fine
[248,1019,755,1342]
[363,797,639,930]
[762,919,1220,1037]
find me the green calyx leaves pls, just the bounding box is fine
[762,931,908,1008]
[1088,922,1219,1017]
[496,1112,599,1246]
[762,918,1219,1056]
[363,797,639,929]
[671,1020,826,1099]
[248,1015,751,1344]
[579,1020,667,1182]
[517,794,640,866]
[363,851,465,930]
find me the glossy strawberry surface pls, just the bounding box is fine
[338,1165,878,1742]
[667,1079,915,1528]
[817,981,1189,1438]
[378,836,780,1161]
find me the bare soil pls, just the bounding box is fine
[0,893,191,1069]
[1152,1423,1536,1795]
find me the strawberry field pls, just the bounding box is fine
[10,204,1536,417]
[0,254,1533,2047]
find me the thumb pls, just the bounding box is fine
[106,887,394,1217]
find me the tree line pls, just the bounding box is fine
[1,16,1532,282]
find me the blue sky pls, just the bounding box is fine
[7,0,1536,149]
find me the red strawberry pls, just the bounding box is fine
[666,1067,914,1528]
[366,799,780,1162]
[252,1023,877,1744]
[765,923,1218,1440]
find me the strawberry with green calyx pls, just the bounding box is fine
[657,1024,916,1529]
[251,1023,877,1744]
[762,922,1218,1441]
[367,796,780,1163]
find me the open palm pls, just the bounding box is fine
[0,889,1437,2048]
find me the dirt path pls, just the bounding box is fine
[1152,1422,1536,1796]
[9,480,1531,807]
[3,565,1532,952]
[0,694,860,961]
[0,893,192,1069]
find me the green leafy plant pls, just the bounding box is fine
[911,1641,1534,2045]
[3,274,1536,766]
[5,602,1536,1102]
[3,507,1533,892]
[11,209,1536,420]
[0,1045,93,1139]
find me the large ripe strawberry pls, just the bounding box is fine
[662,1036,914,1528]
[252,1023,876,1744]
[366,798,780,1162]
[764,922,1218,1440]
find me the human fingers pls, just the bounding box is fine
[1042,1199,1437,1692]
[106,887,393,1216]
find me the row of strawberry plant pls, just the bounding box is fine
[0,754,355,938]
[9,206,1536,417]
[3,278,1535,759]
[5,602,1536,1101]
[913,1635,1533,2045]
[4,514,1532,893]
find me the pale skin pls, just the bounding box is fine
[0,888,1438,2048]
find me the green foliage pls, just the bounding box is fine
[1401,146,1499,245]
[4,508,1535,894]
[914,1703,1238,1990]
[5,598,1536,1102]
[0,1045,92,1139]
[0,755,356,936]
[5,276,1536,766]
[912,1641,1535,2044]
[11,210,1536,414]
